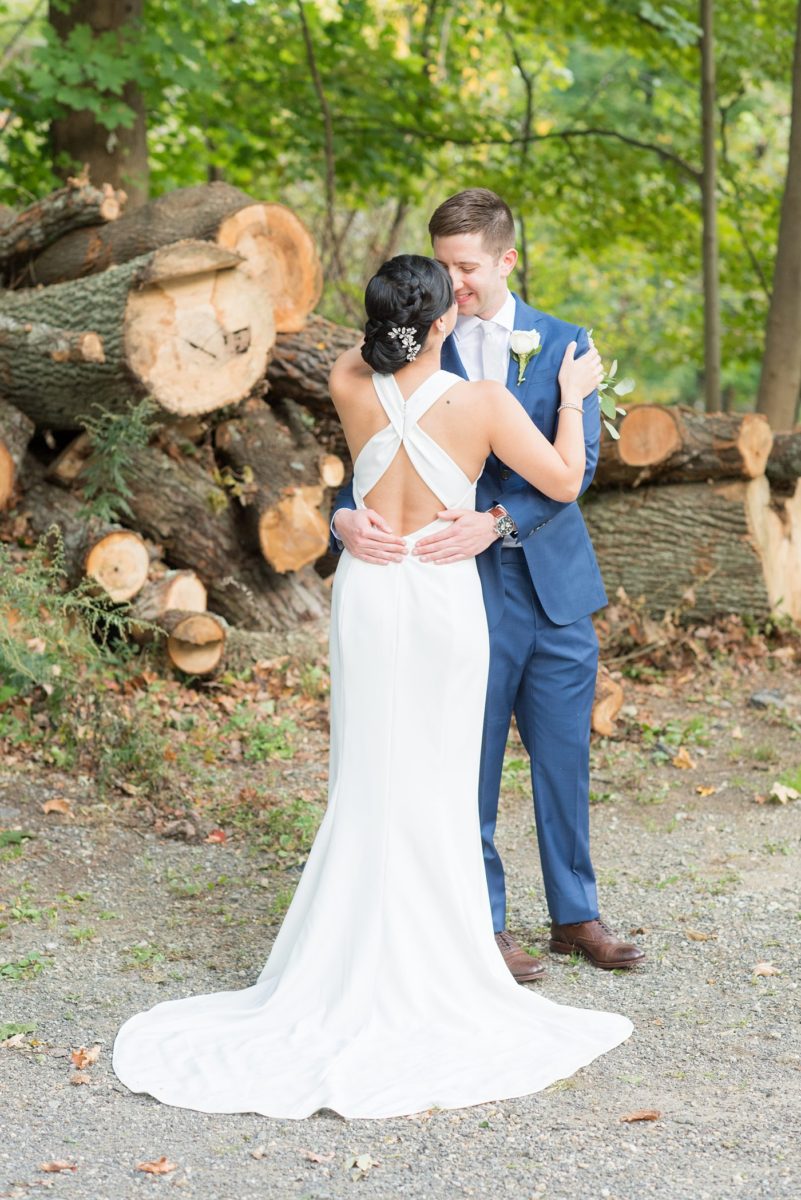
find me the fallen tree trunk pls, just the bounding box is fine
[766,430,801,487]
[24,478,149,601]
[583,477,801,621]
[0,315,104,365]
[0,399,35,510]
[23,182,321,333]
[0,175,125,283]
[595,407,774,488]
[267,314,360,413]
[119,445,330,630]
[215,403,344,573]
[0,240,275,428]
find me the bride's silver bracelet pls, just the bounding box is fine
[557,401,584,413]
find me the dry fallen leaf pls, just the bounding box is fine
[686,929,715,942]
[70,1072,91,1085]
[768,782,799,805]
[301,1149,335,1163]
[204,828,227,844]
[250,1146,268,1160]
[730,725,743,739]
[753,961,781,977]
[40,1161,77,1173]
[696,785,716,797]
[70,1045,101,1069]
[350,1154,379,1180]
[620,1110,661,1123]
[136,1157,178,1175]
[672,747,696,770]
[1,1032,28,1049]
[41,797,72,816]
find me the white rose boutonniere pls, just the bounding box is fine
[510,328,542,385]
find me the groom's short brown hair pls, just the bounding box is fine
[428,188,516,259]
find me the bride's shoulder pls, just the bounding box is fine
[329,344,371,393]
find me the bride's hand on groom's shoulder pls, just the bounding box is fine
[333,508,408,564]
[558,339,604,403]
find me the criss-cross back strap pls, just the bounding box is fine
[353,370,473,510]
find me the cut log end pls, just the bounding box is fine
[257,487,329,573]
[217,204,322,333]
[592,667,625,737]
[165,611,226,675]
[84,531,150,601]
[319,453,345,488]
[617,406,681,467]
[0,443,15,509]
[737,413,775,478]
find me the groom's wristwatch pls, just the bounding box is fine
[488,504,517,540]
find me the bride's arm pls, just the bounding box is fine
[484,342,603,503]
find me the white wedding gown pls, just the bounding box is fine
[113,369,632,1119]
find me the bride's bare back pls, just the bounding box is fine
[329,344,599,538]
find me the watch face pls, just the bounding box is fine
[495,515,516,537]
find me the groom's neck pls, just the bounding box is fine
[476,288,512,322]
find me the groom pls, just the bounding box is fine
[331,188,644,981]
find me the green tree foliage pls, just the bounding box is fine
[0,0,796,408]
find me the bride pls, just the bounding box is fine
[113,255,632,1120]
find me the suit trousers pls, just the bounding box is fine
[478,549,600,930]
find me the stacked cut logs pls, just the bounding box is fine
[0,179,342,674]
[583,404,801,623]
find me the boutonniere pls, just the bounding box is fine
[510,329,542,385]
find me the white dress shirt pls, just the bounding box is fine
[454,290,520,545]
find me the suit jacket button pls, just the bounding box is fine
[500,468,511,480]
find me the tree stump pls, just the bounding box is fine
[595,406,774,487]
[23,182,321,333]
[0,400,35,510]
[583,477,801,621]
[0,241,275,428]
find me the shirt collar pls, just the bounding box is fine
[454,289,515,341]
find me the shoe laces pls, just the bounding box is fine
[495,930,516,951]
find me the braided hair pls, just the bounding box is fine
[361,255,454,374]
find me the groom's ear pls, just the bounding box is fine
[499,247,518,278]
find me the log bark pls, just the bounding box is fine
[0,241,275,428]
[215,403,343,573]
[23,478,149,601]
[267,314,360,415]
[595,406,774,488]
[0,315,104,365]
[766,430,801,487]
[0,176,125,283]
[583,478,801,621]
[118,445,330,631]
[591,666,624,737]
[0,399,35,510]
[24,182,321,333]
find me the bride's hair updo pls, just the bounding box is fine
[361,255,454,374]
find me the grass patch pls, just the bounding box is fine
[0,953,46,981]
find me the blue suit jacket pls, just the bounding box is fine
[330,293,608,628]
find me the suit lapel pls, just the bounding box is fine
[505,294,547,406]
[441,334,468,380]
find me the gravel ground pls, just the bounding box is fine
[2,661,801,1200]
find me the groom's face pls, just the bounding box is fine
[432,232,516,321]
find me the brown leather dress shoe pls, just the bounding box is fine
[549,918,645,970]
[495,931,546,982]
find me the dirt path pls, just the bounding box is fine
[2,661,800,1199]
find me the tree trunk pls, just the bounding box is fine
[23,182,321,333]
[49,1,149,207]
[267,314,360,415]
[0,241,275,428]
[118,444,330,631]
[583,477,801,621]
[700,0,722,413]
[595,406,773,487]
[756,1,801,430]
[24,477,149,601]
[215,402,343,573]
[0,400,35,510]
[766,430,801,487]
[0,174,124,284]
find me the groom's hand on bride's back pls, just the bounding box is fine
[412,510,497,563]
[333,508,408,564]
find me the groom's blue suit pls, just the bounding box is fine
[331,293,607,929]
